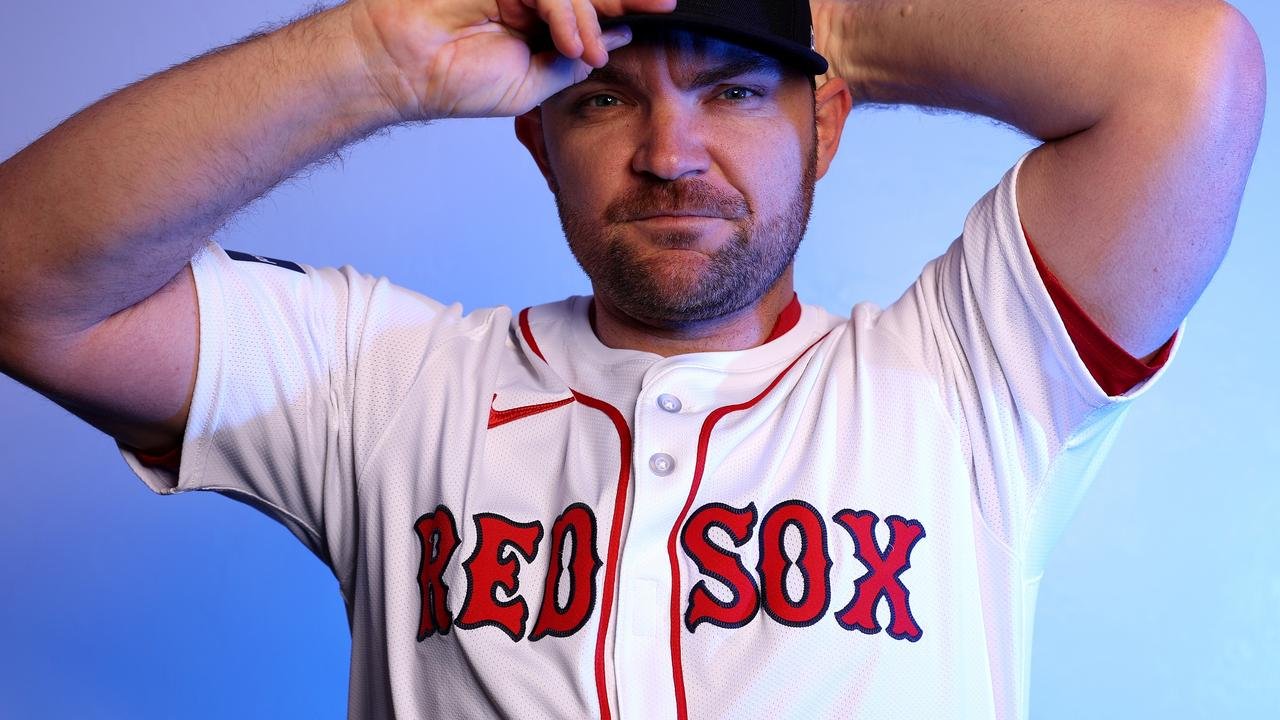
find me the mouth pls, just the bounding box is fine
[626,215,730,231]
[629,211,730,221]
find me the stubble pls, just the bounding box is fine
[555,144,818,327]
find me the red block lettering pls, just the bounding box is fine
[758,500,832,627]
[414,505,460,640]
[682,502,760,631]
[530,503,602,640]
[457,513,544,641]
[832,510,926,641]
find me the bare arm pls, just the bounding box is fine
[813,0,1266,362]
[0,3,403,340]
[0,3,400,453]
[0,0,667,456]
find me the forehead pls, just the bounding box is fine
[584,28,793,88]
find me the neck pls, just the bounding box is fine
[590,267,797,357]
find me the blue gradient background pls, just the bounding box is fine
[1,1,1275,717]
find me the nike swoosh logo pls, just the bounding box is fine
[488,394,576,429]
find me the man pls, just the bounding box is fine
[0,0,1264,718]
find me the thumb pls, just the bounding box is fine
[524,52,593,106]
[523,25,632,105]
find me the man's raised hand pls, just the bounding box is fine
[345,0,677,121]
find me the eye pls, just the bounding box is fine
[580,93,622,109]
[720,86,762,101]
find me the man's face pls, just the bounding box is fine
[533,31,821,327]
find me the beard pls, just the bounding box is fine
[554,144,818,327]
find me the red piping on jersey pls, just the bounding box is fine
[666,331,832,720]
[519,307,631,720]
[570,390,632,720]
[487,394,576,429]
[519,308,549,362]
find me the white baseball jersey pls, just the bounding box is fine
[120,150,1183,719]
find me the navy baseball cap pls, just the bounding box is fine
[535,0,829,76]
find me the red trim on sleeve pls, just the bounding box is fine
[133,444,182,472]
[1022,224,1175,396]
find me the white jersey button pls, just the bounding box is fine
[648,453,675,476]
[656,394,683,413]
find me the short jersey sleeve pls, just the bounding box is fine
[116,240,498,589]
[879,150,1186,575]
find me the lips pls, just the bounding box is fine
[628,210,733,221]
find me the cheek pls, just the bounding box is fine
[722,124,807,213]
[546,129,632,213]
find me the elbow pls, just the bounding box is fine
[1203,3,1265,100]
[1132,3,1267,162]
[1201,3,1265,158]
[1172,3,1266,119]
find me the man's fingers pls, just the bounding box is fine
[528,0,585,59]
[572,0,607,68]
[602,0,677,15]
[523,0,672,62]
[525,50,594,103]
[522,25,631,107]
[496,0,540,34]
[601,24,633,50]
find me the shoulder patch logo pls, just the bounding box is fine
[226,249,305,274]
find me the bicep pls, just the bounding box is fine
[0,264,198,454]
[1014,6,1264,361]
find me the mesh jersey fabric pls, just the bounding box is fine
[118,149,1184,719]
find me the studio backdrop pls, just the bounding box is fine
[1,1,1276,717]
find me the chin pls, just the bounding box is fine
[633,255,718,292]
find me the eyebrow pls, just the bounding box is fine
[583,54,784,91]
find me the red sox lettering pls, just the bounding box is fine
[413,501,926,643]
[414,503,604,642]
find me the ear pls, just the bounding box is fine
[514,107,559,193]
[813,76,853,181]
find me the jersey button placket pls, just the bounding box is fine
[651,394,681,476]
[648,452,675,476]
[614,382,696,720]
[656,393,682,413]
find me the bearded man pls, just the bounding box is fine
[0,0,1263,717]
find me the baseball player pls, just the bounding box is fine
[0,0,1263,718]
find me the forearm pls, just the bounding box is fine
[816,0,1263,361]
[816,0,1241,141]
[0,2,398,336]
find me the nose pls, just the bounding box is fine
[630,102,711,181]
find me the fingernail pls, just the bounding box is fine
[601,25,632,50]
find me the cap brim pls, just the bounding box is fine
[529,13,829,76]
[601,14,828,76]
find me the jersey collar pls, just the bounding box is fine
[584,292,804,351]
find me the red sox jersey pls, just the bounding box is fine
[120,151,1183,719]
